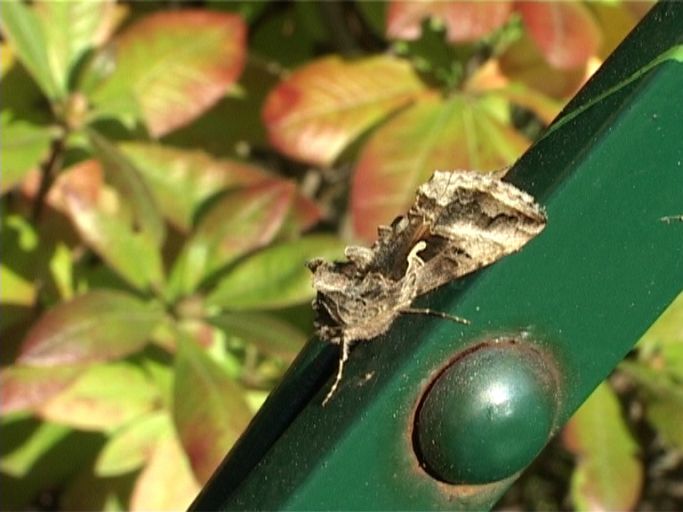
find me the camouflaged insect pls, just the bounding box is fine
[308,170,547,405]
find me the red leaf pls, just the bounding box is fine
[19,290,164,366]
[351,94,529,241]
[516,1,601,70]
[387,1,513,43]
[0,365,87,413]
[263,55,425,165]
[93,10,246,136]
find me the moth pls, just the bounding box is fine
[308,170,547,405]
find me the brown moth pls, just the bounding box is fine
[308,170,547,405]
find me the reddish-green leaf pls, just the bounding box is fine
[129,432,200,511]
[173,335,252,483]
[119,142,269,231]
[517,2,602,70]
[207,235,346,310]
[386,0,513,43]
[96,411,172,477]
[169,180,295,297]
[209,312,307,361]
[351,93,529,241]
[0,365,87,413]
[563,382,643,511]
[92,10,246,137]
[263,55,425,165]
[88,131,166,247]
[38,361,160,432]
[19,290,164,366]
[1,115,56,193]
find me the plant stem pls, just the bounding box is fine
[31,128,66,222]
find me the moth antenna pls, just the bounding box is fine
[322,339,351,406]
[400,307,470,325]
[661,215,683,223]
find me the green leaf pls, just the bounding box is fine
[0,365,87,414]
[169,180,295,297]
[19,290,165,366]
[91,10,246,137]
[563,382,643,511]
[173,334,252,482]
[96,411,172,477]
[207,235,345,310]
[0,214,38,306]
[0,0,61,98]
[209,312,307,361]
[63,183,165,291]
[88,131,166,247]
[262,55,426,165]
[0,418,71,478]
[0,115,57,193]
[119,142,269,231]
[34,0,118,93]
[39,361,160,432]
[350,93,529,241]
[637,291,683,378]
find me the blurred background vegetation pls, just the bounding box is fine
[1,0,681,510]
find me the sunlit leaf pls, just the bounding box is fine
[636,291,683,374]
[387,0,513,43]
[129,431,200,511]
[279,194,323,239]
[351,93,529,241]
[91,10,246,137]
[173,335,252,483]
[0,115,56,193]
[563,382,643,511]
[39,361,160,432]
[119,142,269,231]
[517,2,602,70]
[0,365,87,413]
[19,290,165,366]
[88,131,166,247]
[207,235,345,310]
[209,312,307,361]
[263,55,425,165]
[96,411,172,477]
[0,215,38,306]
[34,0,120,93]
[0,0,61,98]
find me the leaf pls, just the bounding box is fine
[39,361,160,432]
[0,418,71,478]
[350,93,529,241]
[169,180,295,297]
[91,10,246,137]
[63,178,165,291]
[129,432,200,511]
[34,0,119,93]
[207,235,346,310]
[636,291,683,372]
[0,0,61,98]
[386,0,513,43]
[209,312,307,361]
[0,214,39,306]
[173,335,252,483]
[19,290,165,366]
[119,142,269,231]
[0,115,56,193]
[262,55,426,165]
[88,131,166,247]
[0,365,87,413]
[96,411,172,477]
[563,382,643,511]
[516,2,602,70]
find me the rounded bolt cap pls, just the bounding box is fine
[415,341,559,484]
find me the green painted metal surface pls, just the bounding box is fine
[191,3,683,510]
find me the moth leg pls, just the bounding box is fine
[322,339,350,406]
[401,307,470,325]
[661,215,683,223]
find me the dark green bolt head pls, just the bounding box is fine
[414,339,561,484]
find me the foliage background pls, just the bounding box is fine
[1,1,681,510]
